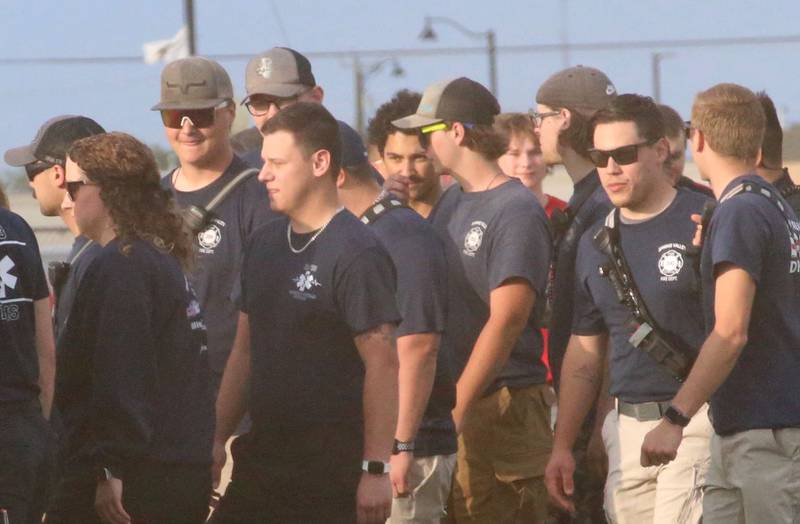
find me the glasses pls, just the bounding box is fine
[160,101,229,129]
[25,161,55,181]
[684,121,693,141]
[528,110,560,127]
[65,180,98,201]
[244,92,305,117]
[419,122,474,135]
[587,139,658,168]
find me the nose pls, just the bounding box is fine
[180,116,196,134]
[60,191,73,211]
[399,159,416,177]
[257,163,273,183]
[605,156,623,175]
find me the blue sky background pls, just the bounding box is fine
[1,0,799,160]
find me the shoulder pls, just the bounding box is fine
[675,186,714,212]
[0,208,37,240]
[375,208,444,257]
[246,216,288,248]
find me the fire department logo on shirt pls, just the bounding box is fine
[197,223,222,253]
[290,264,322,301]
[657,243,685,281]
[463,221,487,257]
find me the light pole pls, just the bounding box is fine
[183,0,196,55]
[352,56,405,136]
[651,52,673,103]
[419,16,497,97]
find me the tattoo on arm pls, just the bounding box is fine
[572,364,600,384]
[355,323,396,347]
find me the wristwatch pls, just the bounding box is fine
[391,439,416,455]
[664,405,691,427]
[362,460,391,475]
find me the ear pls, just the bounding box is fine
[336,167,347,188]
[53,164,67,188]
[309,86,325,104]
[560,108,572,131]
[692,129,705,155]
[755,147,763,168]
[451,122,466,146]
[654,137,670,163]
[310,149,332,178]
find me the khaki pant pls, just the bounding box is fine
[603,404,712,524]
[703,427,800,523]
[450,384,553,523]
[388,454,457,523]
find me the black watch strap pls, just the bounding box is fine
[391,439,416,455]
[361,460,391,475]
[664,405,691,427]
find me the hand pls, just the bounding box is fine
[95,478,131,524]
[641,419,683,467]
[389,452,415,498]
[211,438,227,490]
[451,405,466,435]
[382,174,410,202]
[356,472,392,523]
[586,426,608,481]
[690,213,703,247]
[544,447,576,514]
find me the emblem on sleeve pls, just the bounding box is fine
[657,243,685,281]
[463,221,487,257]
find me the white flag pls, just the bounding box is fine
[143,27,190,65]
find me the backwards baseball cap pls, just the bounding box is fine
[536,65,617,116]
[244,47,316,101]
[337,120,369,168]
[151,56,234,111]
[392,77,500,130]
[4,115,105,167]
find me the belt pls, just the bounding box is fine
[616,399,671,422]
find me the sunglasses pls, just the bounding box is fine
[65,180,98,201]
[25,161,55,181]
[419,122,475,135]
[160,101,229,129]
[587,139,658,168]
[244,92,305,117]
[528,110,560,127]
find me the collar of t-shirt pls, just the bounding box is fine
[719,172,761,200]
[568,169,601,209]
[617,191,679,226]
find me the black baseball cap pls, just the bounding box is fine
[392,77,500,129]
[5,115,106,167]
[337,120,369,168]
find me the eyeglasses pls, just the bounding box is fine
[25,161,55,181]
[419,122,474,135]
[587,139,658,168]
[244,92,305,117]
[684,121,693,141]
[160,101,230,129]
[528,110,560,127]
[65,180,98,201]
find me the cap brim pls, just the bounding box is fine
[391,114,442,130]
[150,98,228,111]
[4,145,37,166]
[244,83,311,101]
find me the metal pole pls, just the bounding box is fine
[184,0,196,55]
[354,55,365,136]
[487,30,498,97]
[652,52,662,103]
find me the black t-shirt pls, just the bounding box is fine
[54,235,102,346]
[0,208,49,404]
[701,174,800,435]
[162,155,277,374]
[549,171,613,388]
[773,168,800,216]
[56,238,214,473]
[428,178,552,393]
[240,210,400,439]
[368,206,456,457]
[573,189,711,402]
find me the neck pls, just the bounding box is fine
[528,181,548,207]
[449,153,508,193]
[560,148,596,185]
[339,179,382,218]
[289,187,341,233]
[756,166,784,185]
[96,223,117,247]
[620,182,677,222]
[703,156,757,199]
[175,148,234,191]
[409,184,442,219]
[60,210,80,237]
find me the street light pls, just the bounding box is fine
[352,57,405,136]
[651,52,674,103]
[419,16,497,97]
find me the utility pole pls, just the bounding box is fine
[651,52,673,103]
[184,0,196,55]
[487,29,497,97]
[354,56,365,136]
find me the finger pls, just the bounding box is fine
[690,213,702,224]
[545,472,572,513]
[561,466,574,496]
[111,499,131,524]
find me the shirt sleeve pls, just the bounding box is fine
[21,219,49,301]
[336,244,401,334]
[709,195,771,284]
[571,234,607,336]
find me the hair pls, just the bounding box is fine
[343,162,376,182]
[691,83,765,162]
[367,90,429,155]
[454,123,507,161]
[0,182,8,209]
[68,132,193,269]
[261,102,341,177]
[555,106,594,159]
[493,113,539,150]
[757,91,782,169]
[590,94,665,144]
[657,104,685,141]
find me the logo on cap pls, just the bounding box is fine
[167,80,208,96]
[606,84,617,96]
[257,58,273,79]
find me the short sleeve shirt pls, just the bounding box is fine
[0,209,49,403]
[428,178,552,392]
[573,189,710,402]
[701,174,800,435]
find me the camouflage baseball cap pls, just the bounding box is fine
[244,47,316,101]
[392,77,500,129]
[151,56,234,111]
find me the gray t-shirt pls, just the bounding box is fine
[429,178,552,392]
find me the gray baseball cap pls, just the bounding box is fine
[151,56,234,111]
[244,47,316,101]
[536,65,617,116]
[392,77,500,130]
[5,115,105,167]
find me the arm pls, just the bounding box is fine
[355,323,399,523]
[33,297,55,419]
[641,265,754,466]
[452,278,534,432]
[212,312,252,487]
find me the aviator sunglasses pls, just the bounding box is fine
[160,100,229,129]
[587,138,659,168]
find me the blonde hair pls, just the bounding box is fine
[691,83,765,162]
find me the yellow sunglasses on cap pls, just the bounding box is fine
[419,122,475,134]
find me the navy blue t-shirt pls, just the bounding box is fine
[701,174,800,435]
[56,238,214,472]
[54,235,102,346]
[548,171,612,388]
[428,178,551,393]
[240,210,400,437]
[0,209,49,404]
[163,155,277,376]
[573,189,710,402]
[368,206,456,457]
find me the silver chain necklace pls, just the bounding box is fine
[287,208,343,254]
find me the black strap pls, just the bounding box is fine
[360,197,406,225]
[182,168,259,234]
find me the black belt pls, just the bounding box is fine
[616,399,671,422]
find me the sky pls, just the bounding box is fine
[1,0,800,165]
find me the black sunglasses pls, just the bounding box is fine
[160,101,229,129]
[65,180,98,201]
[587,139,658,168]
[25,161,55,181]
[244,93,303,117]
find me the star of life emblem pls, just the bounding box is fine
[463,221,487,257]
[256,57,273,79]
[0,255,18,299]
[290,264,322,301]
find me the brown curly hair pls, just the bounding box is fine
[68,132,193,269]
